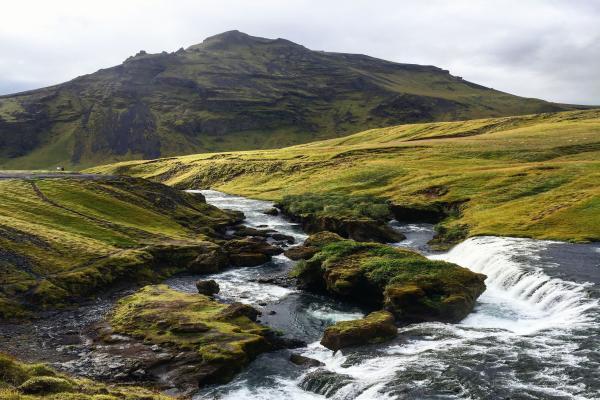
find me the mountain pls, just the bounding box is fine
[0,30,582,169]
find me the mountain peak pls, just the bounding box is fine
[188,30,302,51]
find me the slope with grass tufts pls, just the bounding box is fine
[89,109,600,244]
[0,174,239,318]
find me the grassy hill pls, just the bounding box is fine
[0,174,237,318]
[0,30,581,170]
[89,109,600,243]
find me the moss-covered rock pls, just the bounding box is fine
[320,311,397,351]
[277,194,405,243]
[294,233,486,323]
[106,285,279,390]
[18,376,74,394]
[0,352,170,399]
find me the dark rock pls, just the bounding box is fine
[232,225,274,237]
[268,310,276,315]
[149,242,228,274]
[270,233,295,243]
[195,279,220,296]
[264,207,279,216]
[224,237,283,267]
[301,215,405,243]
[284,245,319,260]
[320,311,397,351]
[290,353,325,367]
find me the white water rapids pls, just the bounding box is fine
[182,191,599,400]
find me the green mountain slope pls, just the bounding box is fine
[89,109,600,243]
[0,30,581,169]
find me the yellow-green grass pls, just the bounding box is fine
[0,176,235,318]
[89,109,600,243]
[0,352,171,399]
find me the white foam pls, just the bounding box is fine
[430,236,598,334]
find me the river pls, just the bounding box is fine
[171,190,600,400]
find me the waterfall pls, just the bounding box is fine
[430,236,597,327]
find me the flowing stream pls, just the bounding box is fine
[173,190,599,400]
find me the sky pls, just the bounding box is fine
[1,0,599,104]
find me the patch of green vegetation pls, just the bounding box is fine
[278,193,392,221]
[90,109,600,243]
[0,352,171,399]
[0,175,238,318]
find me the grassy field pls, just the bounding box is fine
[0,175,236,318]
[89,109,600,243]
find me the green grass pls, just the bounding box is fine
[277,193,392,221]
[89,109,600,243]
[0,175,236,318]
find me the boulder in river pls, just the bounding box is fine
[293,233,486,323]
[264,207,279,216]
[320,311,397,351]
[196,279,220,296]
[284,245,319,260]
[289,353,325,367]
[224,237,283,267]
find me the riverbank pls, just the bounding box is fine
[1,190,598,399]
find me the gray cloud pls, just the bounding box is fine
[1,0,598,104]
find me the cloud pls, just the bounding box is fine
[0,0,598,104]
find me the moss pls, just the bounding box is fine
[320,310,397,351]
[108,285,274,385]
[297,235,486,323]
[18,377,74,394]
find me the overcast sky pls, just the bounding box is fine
[1,0,599,104]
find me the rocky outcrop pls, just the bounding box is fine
[289,353,325,367]
[196,279,220,296]
[101,285,295,394]
[320,311,397,351]
[298,215,405,243]
[293,233,486,323]
[224,237,283,267]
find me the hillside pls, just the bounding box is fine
[0,174,241,318]
[0,30,580,170]
[89,109,600,243]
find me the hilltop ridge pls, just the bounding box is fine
[0,31,581,169]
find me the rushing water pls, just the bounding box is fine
[174,190,600,400]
